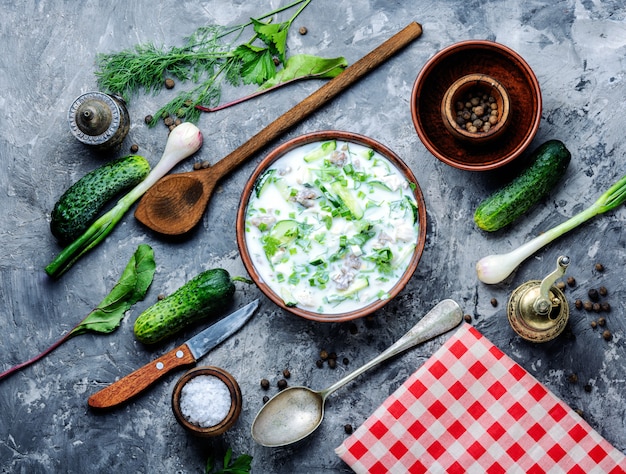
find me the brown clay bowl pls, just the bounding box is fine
[411,40,542,171]
[236,130,427,323]
[171,366,242,437]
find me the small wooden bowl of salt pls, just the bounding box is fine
[172,366,242,437]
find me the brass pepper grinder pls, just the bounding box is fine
[507,255,570,343]
[68,92,130,150]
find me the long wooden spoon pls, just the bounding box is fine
[134,22,423,235]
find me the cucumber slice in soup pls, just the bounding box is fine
[338,277,369,297]
[270,219,300,244]
[330,182,364,219]
[303,140,337,162]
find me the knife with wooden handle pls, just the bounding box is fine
[88,299,259,409]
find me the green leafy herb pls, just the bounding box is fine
[258,54,347,89]
[206,448,252,474]
[261,234,282,258]
[196,54,346,115]
[366,247,395,275]
[95,0,347,124]
[0,245,156,381]
[69,244,156,335]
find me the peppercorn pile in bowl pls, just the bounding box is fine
[236,130,427,322]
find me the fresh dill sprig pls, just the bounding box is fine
[94,0,346,125]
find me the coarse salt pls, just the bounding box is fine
[179,375,232,428]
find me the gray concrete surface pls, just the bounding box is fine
[1,1,625,472]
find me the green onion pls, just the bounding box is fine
[45,123,203,278]
[476,174,626,284]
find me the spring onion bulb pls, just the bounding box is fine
[45,123,203,278]
[476,173,626,284]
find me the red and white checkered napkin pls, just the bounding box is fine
[336,323,626,473]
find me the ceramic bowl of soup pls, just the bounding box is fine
[236,130,427,322]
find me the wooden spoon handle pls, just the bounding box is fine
[210,21,423,178]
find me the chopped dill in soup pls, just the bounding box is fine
[244,140,419,314]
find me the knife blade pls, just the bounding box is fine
[88,299,259,409]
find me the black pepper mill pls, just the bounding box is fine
[68,92,130,150]
[507,255,571,342]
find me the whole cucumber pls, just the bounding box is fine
[50,155,150,243]
[134,268,236,345]
[474,140,571,232]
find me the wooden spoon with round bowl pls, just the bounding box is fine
[134,22,423,236]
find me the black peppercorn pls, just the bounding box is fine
[597,317,606,326]
[601,302,611,312]
[283,368,291,379]
[556,281,566,291]
[599,286,608,297]
[260,378,270,390]
[602,330,612,341]
[316,359,323,368]
[130,144,139,153]
[592,303,601,313]
[277,379,288,390]
[584,384,592,393]
[299,26,308,35]
[490,298,498,307]
[575,299,583,310]
[328,358,336,369]
[590,320,597,329]
[343,357,349,366]
[344,424,353,434]
[588,288,599,301]
[595,263,605,272]
[164,78,175,89]
[456,90,500,133]
[464,314,472,322]
[144,114,153,124]
[320,349,329,360]
[566,276,576,287]
[583,301,593,311]
[263,395,269,403]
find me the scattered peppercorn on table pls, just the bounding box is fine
[1,1,626,473]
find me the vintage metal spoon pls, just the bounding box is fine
[134,22,423,236]
[251,299,463,447]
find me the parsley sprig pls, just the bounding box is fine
[206,448,252,474]
[95,0,347,124]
